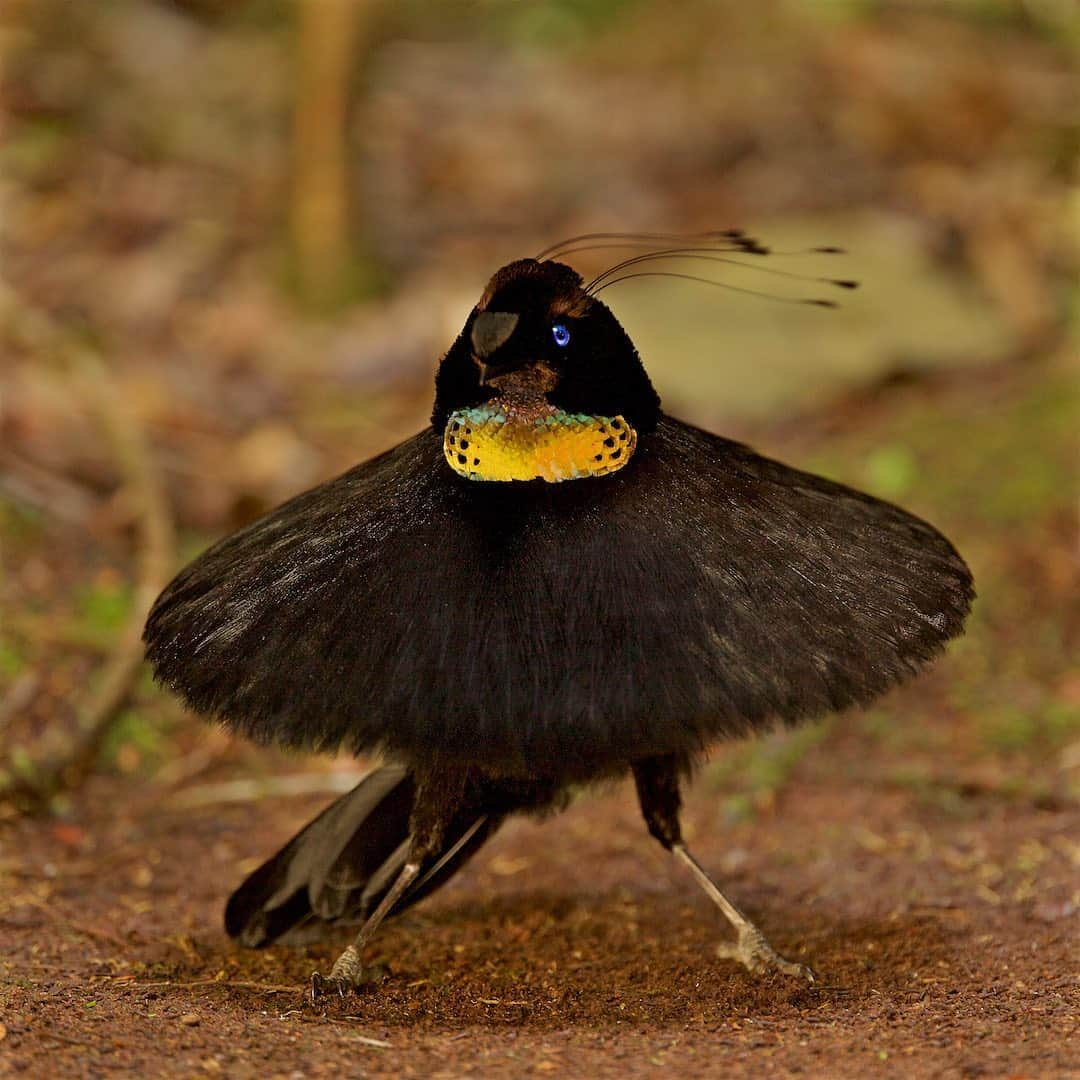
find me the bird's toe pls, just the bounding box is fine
[717,930,815,983]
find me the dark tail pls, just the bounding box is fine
[225,764,501,948]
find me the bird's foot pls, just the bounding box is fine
[310,946,385,1002]
[716,927,815,982]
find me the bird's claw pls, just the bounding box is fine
[309,946,386,1002]
[716,928,816,983]
[310,970,351,1003]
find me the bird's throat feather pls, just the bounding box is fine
[443,401,637,483]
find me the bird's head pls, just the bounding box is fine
[432,258,661,484]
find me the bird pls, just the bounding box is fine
[143,232,974,997]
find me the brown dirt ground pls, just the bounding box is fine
[1,726,1076,1079]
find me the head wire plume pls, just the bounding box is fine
[535,229,858,308]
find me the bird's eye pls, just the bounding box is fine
[551,323,571,348]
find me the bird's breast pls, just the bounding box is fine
[443,402,637,483]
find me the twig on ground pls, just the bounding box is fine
[0,672,42,732]
[167,771,364,809]
[130,978,303,994]
[329,1026,392,1048]
[0,450,96,522]
[153,727,237,789]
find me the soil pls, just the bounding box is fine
[1,728,1075,1079]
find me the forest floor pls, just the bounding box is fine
[1,358,1076,1079]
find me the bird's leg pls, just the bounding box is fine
[632,756,814,982]
[310,856,418,999]
[311,764,468,1000]
[673,843,814,981]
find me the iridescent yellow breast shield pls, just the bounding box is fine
[443,402,637,483]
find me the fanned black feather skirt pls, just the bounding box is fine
[145,416,973,778]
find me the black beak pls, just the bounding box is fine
[476,359,519,385]
[471,310,518,360]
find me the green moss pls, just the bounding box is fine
[0,639,25,680]
[7,746,37,781]
[978,696,1080,754]
[706,719,833,820]
[803,374,1078,530]
[74,579,133,637]
[101,709,165,771]
[0,115,76,179]
[862,443,919,500]
[482,0,644,48]
[0,497,44,544]
[978,705,1040,752]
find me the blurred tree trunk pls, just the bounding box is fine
[292,0,375,311]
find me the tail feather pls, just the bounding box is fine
[225,764,500,947]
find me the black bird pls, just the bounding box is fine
[144,238,973,995]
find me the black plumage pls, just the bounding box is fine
[146,419,969,775]
[144,253,973,990]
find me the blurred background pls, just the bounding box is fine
[0,1,1078,1069]
[1,0,1076,817]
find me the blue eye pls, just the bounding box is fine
[551,323,571,347]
